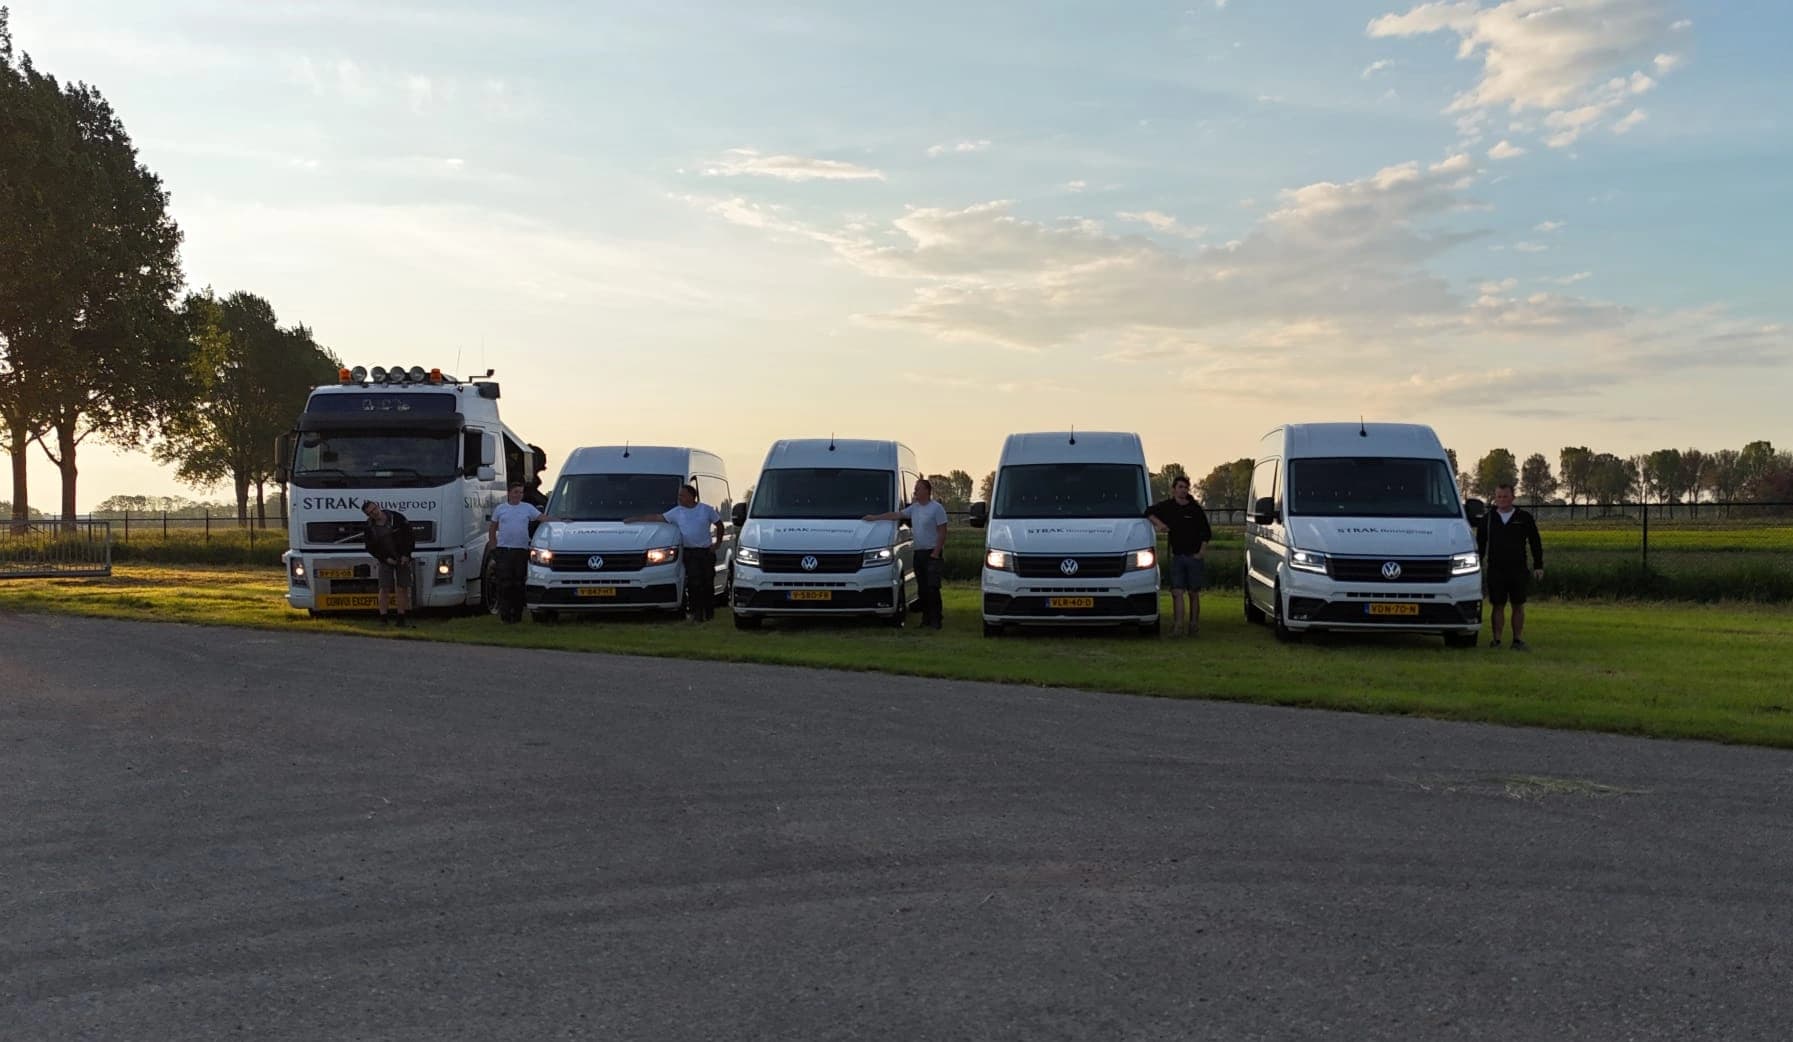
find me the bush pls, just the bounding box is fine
[109,531,285,567]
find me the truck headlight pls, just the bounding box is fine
[1131,548,1156,570]
[646,545,680,565]
[862,546,894,567]
[289,557,308,586]
[984,549,1012,571]
[529,547,554,565]
[735,546,760,566]
[1289,549,1328,574]
[435,555,454,584]
[1450,551,1481,575]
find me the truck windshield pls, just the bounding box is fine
[749,468,892,519]
[993,463,1148,519]
[546,474,682,521]
[292,431,459,488]
[1288,458,1461,518]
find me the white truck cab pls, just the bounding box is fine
[729,438,920,629]
[524,446,733,622]
[1242,422,1487,647]
[967,431,1161,637]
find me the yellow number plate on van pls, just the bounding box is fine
[1366,603,1420,616]
[315,567,355,579]
[577,587,618,598]
[1048,597,1095,609]
[318,594,379,610]
[789,590,833,601]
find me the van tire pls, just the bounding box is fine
[1272,581,1300,643]
[1243,586,1266,625]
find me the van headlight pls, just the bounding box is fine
[862,546,894,567]
[1450,551,1481,575]
[984,549,1012,571]
[1289,549,1328,574]
[529,547,553,565]
[646,546,680,565]
[1131,548,1156,570]
[735,545,760,566]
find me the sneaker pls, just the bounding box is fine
[1488,638,1502,648]
[1511,639,1530,652]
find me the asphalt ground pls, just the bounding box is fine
[3,612,1791,1041]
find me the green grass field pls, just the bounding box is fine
[5,565,1792,749]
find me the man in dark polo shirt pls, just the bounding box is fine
[1146,475,1213,637]
[1475,481,1545,651]
[361,500,416,628]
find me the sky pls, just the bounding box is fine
[4,0,1790,510]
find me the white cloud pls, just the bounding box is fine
[1533,220,1564,232]
[404,75,433,113]
[1514,241,1549,252]
[1064,180,1089,192]
[1363,59,1395,78]
[701,148,886,182]
[1487,139,1527,160]
[926,140,992,157]
[1117,211,1207,239]
[1548,271,1592,285]
[1612,108,1647,134]
[1653,53,1683,73]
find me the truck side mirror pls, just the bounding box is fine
[477,465,496,482]
[1464,498,1487,523]
[273,431,294,485]
[731,502,748,527]
[1252,496,1277,525]
[480,434,497,468]
[967,501,988,528]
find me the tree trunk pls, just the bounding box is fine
[55,422,78,533]
[255,479,266,527]
[7,421,28,535]
[234,470,250,528]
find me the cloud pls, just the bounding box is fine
[1369,0,1682,148]
[1533,220,1564,232]
[1487,139,1527,160]
[1064,180,1089,192]
[1548,271,1592,285]
[1118,211,1207,239]
[404,75,434,113]
[1612,108,1647,134]
[701,149,886,182]
[1363,59,1395,78]
[926,140,992,157]
[1513,241,1548,252]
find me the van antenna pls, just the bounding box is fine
[1069,425,1077,446]
[829,432,836,452]
[455,346,462,381]
[1359,415,1368,438]
[623,441,630,458]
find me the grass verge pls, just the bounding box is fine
[5,565,1793,749]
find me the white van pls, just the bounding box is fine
[967,431,1161,637]
[1242,422,1486,647]
[729,438,920,629]
[524,446,733,622]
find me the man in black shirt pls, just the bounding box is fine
[1474,482,1544,651]
[361,500,416,628]
[1146,475,1213,637]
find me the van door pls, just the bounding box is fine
[1245,457,1281,607]
[695,473,733,594]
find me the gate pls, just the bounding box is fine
[0,521,114,579]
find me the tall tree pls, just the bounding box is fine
[1472,448,1518,498]
[1738,440,1778,500]
[1150,462,1188,502]
[977,470,995,502]
[154,290,338,524]
[1519,453,1557,505]
[922,469,973,513]
[1558,446,1594,517]
[1196,457,1253,510]
[1642,448,1684,507]
[1678,448,1707,515]
[1703,449,1743,505]
[1587,453,1637,507]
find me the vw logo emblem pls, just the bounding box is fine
[587,555,605,570]
[800,555,819,571]
[1059,558,1080,576]
[1380,560,1402,580]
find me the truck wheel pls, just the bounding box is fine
[477,555,498,616]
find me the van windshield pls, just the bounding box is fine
[546,473,682,521]
[993,463,1148,519]
[749,468,892,519]
[1288,458,1461,518]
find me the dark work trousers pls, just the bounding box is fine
[914,551,944,628]
[684,546,717,620]
[494,547,529,621]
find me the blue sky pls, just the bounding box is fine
[5,0,1789,508]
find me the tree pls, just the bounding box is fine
[0,21,189,526]
[154,290,337,524]
[1150,462,1188,502]
[1472,449,1518,498]
[1587,453,1638,508]
[978,470,995,502]
[1519,453,1557,505]
[1196,457,1253,511]
[1679,448,1707,516]
[923,469,973,513]
[1739,440,1778,501]
[1558,446,1594,518]
[1446,448,1459,477]
[1704,449,1743,506]
[1642,448,1683,507]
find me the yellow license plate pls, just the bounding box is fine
[1366,603,1420,616]
[577,587,619,598]
[318,594,379,610]
[1048,597,1096,609]
[789,590,833,601]
[315,567,355,579]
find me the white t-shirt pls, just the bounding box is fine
[1497,508,1516,524]
[663,503,722,548]
[491,501,541,548]
[902,500,949,550]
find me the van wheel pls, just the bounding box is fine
[1243,585,1266,625]
[1443,631,1478,648]
[886,580,907,626]
[1272,581,1300,643]
[734,613,762,631]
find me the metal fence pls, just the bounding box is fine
[0,521,113,579]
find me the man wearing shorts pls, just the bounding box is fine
[1476,481,1545,651]
[361,500,415,627]
[1146,475,1213,637]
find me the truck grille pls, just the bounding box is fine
[306,520,436,545]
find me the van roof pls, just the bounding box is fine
[559,445,721,476]
[1279,423,1445,459]
[999,431,1145,466]
[762,438,910,469]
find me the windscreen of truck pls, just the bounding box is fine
[546,474,682,521]
[292,431,459,488]
[749,468,892,519]
[993,463,1148,519]
[1288,457,1461,518]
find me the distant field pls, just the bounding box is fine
[4,565,1793,749]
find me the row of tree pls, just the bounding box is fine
[1,12,336,531]
[1448,441,1792,509]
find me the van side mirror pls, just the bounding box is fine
[1464,498,1486,523]
[731,502,748,527]
[967,501,988,528]
[1252,496,1277,525]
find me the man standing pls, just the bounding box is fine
[628,483,724,621]
[1146,475,1213,637]
[361,499,416,628]
[865,478,949,630]
[1476,481,1545,651]
[488,481,541,624]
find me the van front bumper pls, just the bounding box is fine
[731,563,904,618]
[1279,567,1483,633]
[981,567,1159,626]
[525,561,683,611]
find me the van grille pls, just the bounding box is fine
[759,552,862,574]
[1327,557,1452,583]
[1013,554,1128,579]
[547,552,649,573]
